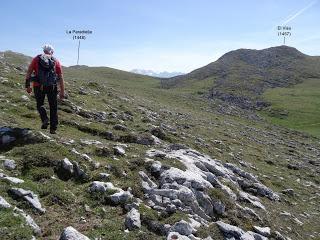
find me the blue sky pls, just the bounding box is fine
[0,0,319,72]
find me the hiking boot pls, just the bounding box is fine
[41,119,49,129]
[50,129,56,134]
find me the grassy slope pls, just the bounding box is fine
[262,77,320,137]
[0,53,320,240]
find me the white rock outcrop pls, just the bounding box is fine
[59,226,90,240]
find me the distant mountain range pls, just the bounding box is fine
[131,69,184,78]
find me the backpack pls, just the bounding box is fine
[37,54,57,87]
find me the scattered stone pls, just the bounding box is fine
[280,211,291,217]
[274,231,286,240]
[80,139,102,145]
[114,124,128,131]
[89,181,119,193]
[170,220,194,236]
[281,188,294,196]
[84,204,91,212]
[3,159,16,170]
[59,226,90,240]
[253,226,271,237]
[167,232,191,240]
[151,127,166,140]
[287,163,300,170]
[125,208,141,230]
[0,196,11,208]
[99,173,110,180]
[21,95,30,102]
[110,190,133,205]
[73,162,89,182]
[57,158,74,181]
[9,188,45,213]
[150,161,162,176]
[0,173,24,184]
[95,146,111,157]
[113,146,126,156]
[217,221,268,240]
[14,207,41,235]
[216,221,244,238]
[0,127,43,150]
[136,133,156,145]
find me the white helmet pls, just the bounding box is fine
[43,44,54,54]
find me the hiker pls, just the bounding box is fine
[25,44,65,134]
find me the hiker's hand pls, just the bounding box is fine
[26,87,32,94]
[59,91,65,100]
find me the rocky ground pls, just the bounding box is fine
[0,51,319,240]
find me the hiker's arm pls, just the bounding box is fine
[59,75,65,97]
[25,63,33,88]
[25,62,34,93]
[56,60,65,99]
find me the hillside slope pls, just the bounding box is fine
[165,46,320,110]
[0,52,319,240]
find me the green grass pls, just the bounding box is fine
[0,209,34,240]
[262,78,320,137]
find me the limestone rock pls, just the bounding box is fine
[9,188,45,213]
[253,226,271,237]
[0,196,11,208]
[167,232,191,240]
[110,191,133,205]
[113,146,126,156]
[3,159,16,170]
[14,207,41,235]
[216,221,245,238]
[0,173,24,184]
[170,220,195,236]
[89,181,119,193]
[125,208,141,230]
[57,158,74,181]
[59,226,90,240]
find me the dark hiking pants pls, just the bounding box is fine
[34,85,58,130]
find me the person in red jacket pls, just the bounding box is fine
[25,44,65,134]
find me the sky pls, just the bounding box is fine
[0,0,319,73]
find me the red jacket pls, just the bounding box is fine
[28,55,62,87]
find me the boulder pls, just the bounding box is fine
[151,127,166,140]
[109,191,133,205]
[113,124,128,131]
[125,208,141,230]
[0,173,24,184]
[3,159,16,170]
[253,226,271,237]
[57,158,74,181]
[170,220,195,236]
[21,95,30,102]
[136,133,156,145]
[113,146,126,156]
[89,181,118,193]
[167,232,191,240]
[216,221,245,238]
[59,226,90,240]
[281,188,294,196]
[9,188,45,213]
[0,127,43,150]
[73,162,89,182]
[0,196,11,208]
[99,173,110,180]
